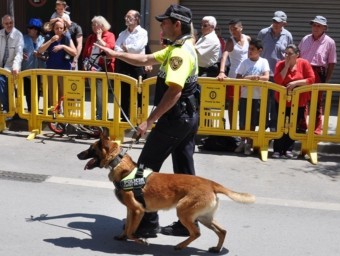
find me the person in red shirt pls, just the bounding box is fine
[272,44,315,159]
[82,15,115,119]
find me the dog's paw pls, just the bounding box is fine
[208,246,221,253]
[135,238,149,245]
[174,244,184,251]
[114,234,127,241]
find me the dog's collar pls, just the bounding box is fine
[107,147,128,171]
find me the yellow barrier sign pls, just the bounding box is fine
[64,76,85,118]
[201,84,226,108]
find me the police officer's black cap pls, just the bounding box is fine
[155,4,192,24]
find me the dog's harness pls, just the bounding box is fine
[114,165,152,208]
[108,150,151,208]
[114,166,152,191]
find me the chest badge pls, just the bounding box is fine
[169,56,183,71]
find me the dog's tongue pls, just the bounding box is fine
[84,158,98,170]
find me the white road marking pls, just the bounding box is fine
[46,176,340,212]
[46,176,113,189]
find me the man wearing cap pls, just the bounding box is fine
[94,4,199,238]
[257,11,293,132]
[299,16,337,135]
[0,14,24,113]
[22,18,46,112]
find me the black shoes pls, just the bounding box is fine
[161,220,199,237]
[133,223,160,238]
[127,220,199,238]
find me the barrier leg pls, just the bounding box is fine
[308,150,318,165]
[259,146,269,162]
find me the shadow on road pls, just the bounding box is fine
[27,213,229,255]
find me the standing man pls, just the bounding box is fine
[95,4,199,238]
[0,14,24,113]
[257,11,293,131]
[67,20,83,70]
[195,16,221,77]
[115,10,149,121]
[299,16,337,135]
[217,19,251,127]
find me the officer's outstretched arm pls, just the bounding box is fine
[93,43,158,67]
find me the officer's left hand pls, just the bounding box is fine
[137,121,148,137]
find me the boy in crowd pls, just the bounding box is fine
[234,38,270,155]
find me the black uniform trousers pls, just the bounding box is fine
[136,110,199,227]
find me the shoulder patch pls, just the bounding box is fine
[169,56,183,71]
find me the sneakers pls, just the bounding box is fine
[272,151,295,159]
[234,141,245,153]
[244,143,252,155]
[285,151,294,159]
[235,141,253,155]
[161,220,199,237]
[272,152,281,159]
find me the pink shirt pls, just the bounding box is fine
[298,33,337,67]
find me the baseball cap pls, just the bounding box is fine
[310,16,327,26]
[272,11,287,23]
[27,18,43,30]
[155,4,192,24]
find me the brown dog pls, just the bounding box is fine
[77,133,255,253]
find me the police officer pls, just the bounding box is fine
[94,4,199,238]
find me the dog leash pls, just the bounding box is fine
[102,55,139,135]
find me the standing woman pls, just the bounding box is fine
[82,16,115,119]
[22,18,46,112]
[272,44,315,158]
[38,19,76,105]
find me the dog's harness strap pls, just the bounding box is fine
[114,165,152,208]
[133,164,146,208]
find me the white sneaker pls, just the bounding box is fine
[234,141,245,153]
[244,143,252,155]
[272,152,281,159]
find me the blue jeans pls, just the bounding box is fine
[0,75,9,111]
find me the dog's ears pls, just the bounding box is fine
[100,127,110,141]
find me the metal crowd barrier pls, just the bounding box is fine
[1,68,339,164]
[196,77,288,161]
[289,83,340,164]
[14,69,140,140]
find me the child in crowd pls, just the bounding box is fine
[234,38,270,155]
[50,0,71,27]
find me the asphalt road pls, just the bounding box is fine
[1,130,340,256]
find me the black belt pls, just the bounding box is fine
[165,94,197,118]
[312,66,326,82]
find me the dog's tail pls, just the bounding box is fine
[214,182,255,204]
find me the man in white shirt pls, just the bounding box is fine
[195,16,221,77]
[0,14,24,113]
[115,10,149,120]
